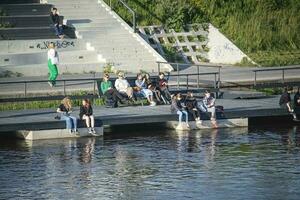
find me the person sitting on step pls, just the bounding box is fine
[135,73,156,106]
[50,7,64,39]
[115,72,135,102]
[57,97,78,134]
[280,87,298,121]
[101,73,124,107]
[185,92,201,123]
[79,99,97,136]
[145,73,164,104]
[294,87,300,119]
[171,93,189,128]
[158,72,172,103]
[199,90,218,128]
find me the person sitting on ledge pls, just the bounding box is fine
[199,90,218,128]
[115,72,135,102]
[144,73,163,104]
[280,87,298,121]
[57,97,78,134]
[185,92,201,123]
[101,73,124,107]
[135,73,156,106]
[158,72,171,103]
[50,7,64,39]
[79,99,97,136]
[171,93,189,128]
[294,87,300,118]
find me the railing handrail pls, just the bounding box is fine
[253,66,300,72]
[157,61,222,69]
[109,0,136,32]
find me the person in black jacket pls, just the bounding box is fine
[50,7,64,39]
[279,87,297,121]
[294,87,300,118]
[80,99,96,135]
[185,92,201,122]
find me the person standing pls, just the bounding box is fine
[79,99,97,135]
[50,7,64,39]
[57,97,78,134]
[47,42,59,87]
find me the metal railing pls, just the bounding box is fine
[157,61,222,89]
[108,0,136,32]
[253,66,300,86]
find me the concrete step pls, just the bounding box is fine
[0,50,99,66]
[0,15,52,27]
[0,39,87,54]
[0,27,76,40]
[1,62,105,76]
[0,3,52,16]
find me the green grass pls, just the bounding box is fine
[105,0,300,66]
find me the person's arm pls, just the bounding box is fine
[79,106,84,119]
[135,80,142,88]
[286,102,293,112]
[209,97,216,107]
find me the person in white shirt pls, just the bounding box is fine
[114,72,135,101]
[47,43,59,87]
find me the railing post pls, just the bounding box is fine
[158,62,161,74]
[63,80,66,96]
[24,82,27,97]
[110,0,112,9]
[282,69,285,84]
[214,73,217,89]
[93,72,96,95]
[218,66,221,89]
[254,71,257,87]
[186,74,189,90]
[133,12,136,32]
[177,63,179,89]
[197,65,200,89]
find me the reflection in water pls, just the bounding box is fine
[0,126,300,200]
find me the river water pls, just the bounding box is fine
[1,126,300,200]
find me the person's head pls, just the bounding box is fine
[52,7,57,14]
[118,72,124,79]
[62,97,72,109]
[159,72,165,79]
[103,73,109,81]
[137,73,143,80]
[287,86,293,93]
[82,99,90,107]
[176,93,182,100]
[205,90,211,98]
[48,42,55,49]
[187,92,193,98]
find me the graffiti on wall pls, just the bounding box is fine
[36,40,75,50]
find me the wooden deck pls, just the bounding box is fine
[0,95,294,133]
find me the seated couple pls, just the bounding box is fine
[171,90,218,128]
[56,97,97,136]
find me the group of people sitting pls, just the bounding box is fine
[57,97,97,136]
[171,90,218,128]
[100,72,172,107]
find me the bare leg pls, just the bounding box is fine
[90,115,95,128]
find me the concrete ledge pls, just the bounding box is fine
[166,118,248,130]
[16,127,103,140]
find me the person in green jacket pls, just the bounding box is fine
[47,43,59,87]
[100,74,124,106]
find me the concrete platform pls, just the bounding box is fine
[16,127,103,140]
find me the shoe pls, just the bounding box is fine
[68,129,73,134]
[48,81,53,87]
[88,128,92,134]
[186,123,190,128]
[73,129,80,136]
[150,101,156,106]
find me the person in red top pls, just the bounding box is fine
[158,72,171,103]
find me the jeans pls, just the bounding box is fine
[61,115,77,130]
[54,24,63,36]
[177,110,188,123]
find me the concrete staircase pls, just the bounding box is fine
[47,0,172,73]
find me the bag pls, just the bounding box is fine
[133,86,141,92]
[54,115,61,120]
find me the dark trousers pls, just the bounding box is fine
[54,24,63,36]
[160,87,171,101]
[188,109,200,120]
[104,89,124,102]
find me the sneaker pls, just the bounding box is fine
[88,128,92,134]
[48,81,53,87]
[150,101,156,106]
[73,129,80,136]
